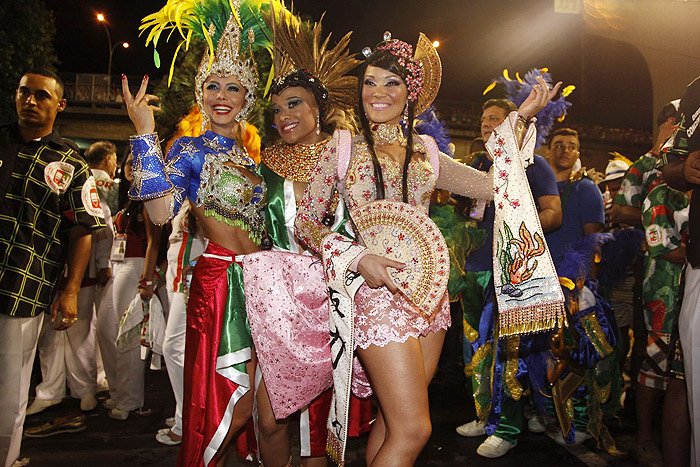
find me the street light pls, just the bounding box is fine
[96,13,128,79]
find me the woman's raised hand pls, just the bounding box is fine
[357,254,405,294]
[517,75,562,120]
[122,75,162,135]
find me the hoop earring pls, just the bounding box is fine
[316,115,321,135]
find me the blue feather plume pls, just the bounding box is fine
[557,233,613,285]
[484,68,574,148]
[414,105,454,156]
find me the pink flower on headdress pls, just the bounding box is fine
[375,40,424,102]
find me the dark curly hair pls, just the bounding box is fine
[270,69,330,125]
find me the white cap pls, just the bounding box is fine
[603,159,630,182]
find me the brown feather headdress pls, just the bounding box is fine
[265,3,360,121]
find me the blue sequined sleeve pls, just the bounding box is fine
[128,133,193,222]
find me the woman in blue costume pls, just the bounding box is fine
[122,1,273,465]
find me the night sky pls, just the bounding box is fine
[43,0,652,128]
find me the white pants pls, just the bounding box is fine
[163,289,186,436]
[0,313,43,467]
[35,285,97,401]
[681,266,700,467]
[92,285,109,390]
[97,258,146,411]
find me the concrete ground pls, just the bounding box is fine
[18,363,646,467]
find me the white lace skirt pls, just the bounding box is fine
[353,283,450,350]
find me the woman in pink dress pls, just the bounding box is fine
[295,32,560,466]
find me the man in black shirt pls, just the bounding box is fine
[0,69,105,466]
[661,75,700,467]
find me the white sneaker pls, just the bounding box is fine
[108,408,129,420]
[527,414,546,433]
[80,394,98,411]
[26,398,61,416]
[456,420,486,437]
[156,428,182,446]
[552,430,591,446]
[476,435,517,458]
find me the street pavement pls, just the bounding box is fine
[20,364,644,466]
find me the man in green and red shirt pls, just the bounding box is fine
[662,75,700,467]
[611,102,687,465]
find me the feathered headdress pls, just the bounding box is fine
[484,67,575,148]
[362,31,442,116]
[140,0,276,130]
[264,4,360,122]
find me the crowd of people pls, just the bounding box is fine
[1,1,699,467]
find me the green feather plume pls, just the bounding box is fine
[139,0,276,84]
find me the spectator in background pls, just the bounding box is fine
[0,69,104,467]
[455,98,561,458]
[661,75,700,467]
[85,141,119,221]
[598,157,636,390]
[85,141,118,392]
[96,153,162,421]
[546,128,605,267]
[156,201,207,446]
[545,128,605,445]
[612,102,682,466]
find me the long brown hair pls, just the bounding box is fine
[357,50,416,203]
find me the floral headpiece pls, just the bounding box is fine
[362,31,441,115]
[363,31,423,103]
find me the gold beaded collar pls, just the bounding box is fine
[262,137,331,183]
[369,122,428,154]
[370,122,405,146]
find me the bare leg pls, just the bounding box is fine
[365,408,387,465]
[662,378,690,467]
[257,376,292,467]
[215,359,257,467]
[359,330,446,467]
[635,382,660,443]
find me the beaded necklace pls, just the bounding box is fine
[370,122,427,155]
[370,122,405,146]
[262,137,331,183]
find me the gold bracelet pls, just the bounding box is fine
[517,114,532,126]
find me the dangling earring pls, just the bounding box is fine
[315,115,321,135]
[201,111,210,132]
[240,119,247,135]
[402,103,409,123]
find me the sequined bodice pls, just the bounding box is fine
[197,152,266,231]
[294,129,493,255]
[168,131,267,244]
[344,139,436,214]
